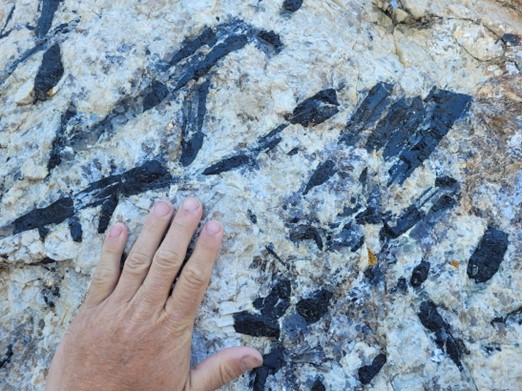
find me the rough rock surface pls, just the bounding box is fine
[1,0,521,390]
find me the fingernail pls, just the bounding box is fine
[109,224,123,237]
[154,201,172,217]
[183,197,200,212]
[240,355,262,371]
[205,220,222,235]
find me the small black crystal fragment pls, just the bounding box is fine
[364,264,385,285]
[289,89,339,127]
[355,193,382,225]
[48,105,76,171]
[303,160,336,195]
[68,217,83,242]
[296,289,333,324]
[410,261,430,287]
[380,204,423,240]
[179,79,211,166]
[429,194,458,215]
[256,124,287,153]
[248,210,258,224]
[358,353,386,385]
[142,80,169,112]
[42,285,60,309]
[265,243,285,264]
[393,277,408,293]
[38,226,50,241]
[233,312,280,338]
[467,227,509,283]
[166,27,217,68]
[34,44,64,101]
[501,33,521,46]
[253,279,291,319]
[251,346,285,391]
[290,225,324,250]
[505,307,522,326]
[257,30,283,53]
[359,167,368,184]
[174,34,250,90]
[341,82,394,144]
[0,344,14,369]
[331,221,364,252]
[180,133,205,167]
[203,154,253,175]
[418,300,465,369]
[311,377,326,391]
[98,194,119,234]
[283,0,304,12]
[435,176,458,189]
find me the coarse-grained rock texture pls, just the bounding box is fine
[1,0,521,390]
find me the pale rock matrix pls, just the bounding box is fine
[0,0,521,390]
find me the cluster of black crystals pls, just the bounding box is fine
[1,8,516,388]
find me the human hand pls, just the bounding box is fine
[45,197,262,391]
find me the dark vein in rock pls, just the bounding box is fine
[179,79,211,167]
[36,0,62,38]
[2,160,174,238]
[0,4,15,39]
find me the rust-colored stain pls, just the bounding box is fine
[368,248,378,267]
[450,260,460,268]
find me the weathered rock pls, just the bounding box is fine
[0,1,520,390]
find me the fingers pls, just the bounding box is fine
[165,220,223,322]
[85,223,128,306]
[188,347,263,391]
[112,201,174,301]
[138,197,203,306]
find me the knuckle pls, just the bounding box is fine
[124,251,151,274]
[218,363,237,384]
[164,312,191,336]
[103,245,120,257]
[197,237,218,254]
[182,266,206,289]
[155,247,184,268]
[92,265,115,283]
[171,219,190,233]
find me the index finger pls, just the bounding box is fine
[165,220,224,325]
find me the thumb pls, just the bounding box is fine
[188,347,263,391]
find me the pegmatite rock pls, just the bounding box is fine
[0,0,521,389]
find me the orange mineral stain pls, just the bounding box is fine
[368,248,378,267]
